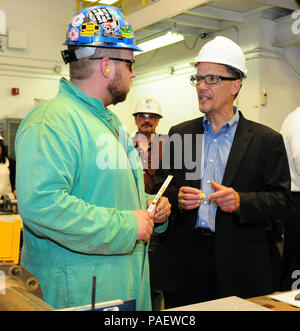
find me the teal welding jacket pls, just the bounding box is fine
[15,78,167,310]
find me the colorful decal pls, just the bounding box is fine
[80,22,101,37]
[102,17,120,32]
[102,30,123,40]
[102,17,122,40]
[68,27,79,41]
[121,26,134,38]
[88,8,113,25]
[72,13,85,27]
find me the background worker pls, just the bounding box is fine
[280,106,300,290]
[15,5,170,311]
[151,36,291,309]
[132,97,166,194]
[132,97,167,311]
[0,136,16,198]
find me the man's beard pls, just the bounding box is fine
[107,71,129,105]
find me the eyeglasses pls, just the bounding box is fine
[190,74,237,87]
[89,57,136,72]
[135,113,160,120]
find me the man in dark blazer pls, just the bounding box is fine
[151,36,291,309]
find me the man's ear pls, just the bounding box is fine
[100,57,111,78]
[232,79,242,97]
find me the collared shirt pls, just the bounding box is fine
[133,133,167,194]
[196,107,239,232]
[281,107,300,192]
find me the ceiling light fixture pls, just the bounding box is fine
[99,0,119,4]
[84,0,118,4]
[135,31,185,55]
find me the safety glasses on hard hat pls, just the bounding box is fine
[135,113,160,120]
[89,57,135,72]
[190,74,237,87]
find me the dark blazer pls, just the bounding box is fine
[8,158,16,191]
[151,112,291,299]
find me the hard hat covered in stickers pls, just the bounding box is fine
[62,5,142,63]
[191,36,247,78]
[133,98,163,118]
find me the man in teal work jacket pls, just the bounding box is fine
[15,5,171,311]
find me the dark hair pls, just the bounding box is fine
[0,140,8,164]
[224,65,244,80]
[224,65,243,100]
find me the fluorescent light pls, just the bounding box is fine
[136,31,184,55]
[84,0,118,3]
[99,0,119,4]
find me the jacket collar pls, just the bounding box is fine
[222,111,254,186]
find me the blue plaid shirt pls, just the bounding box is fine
[196,107,239,232]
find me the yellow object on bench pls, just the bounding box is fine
[0,219,22,264]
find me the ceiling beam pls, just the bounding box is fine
[273,14,300,47]
[168,14,220,31]
[250,0,299,10]
[127,0,211,31]
[186,5,245,23]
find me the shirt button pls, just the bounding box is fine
[207,180,210,184]
[210,159,214,163]
[213,139,217,143]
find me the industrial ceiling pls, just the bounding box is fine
[78,0,300,47]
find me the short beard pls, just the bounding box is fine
[107,71,128,105]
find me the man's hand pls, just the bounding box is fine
[178,186,205,210]
[147,197,171,224]
[134,210,154,242]
[208,180,240,213]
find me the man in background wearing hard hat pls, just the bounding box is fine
[151,36,291,309]
[132,97,167,311]
[132,98,166,194]
[15,5,170,311]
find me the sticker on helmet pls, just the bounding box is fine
[102,17,120,32]
[68,27,80,41]
[88,8,113,25]
[121,26,134,38]
[72,13,85,27]
[102,17,123,39]
[81,22,101,37]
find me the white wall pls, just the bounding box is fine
[0,0,74,118]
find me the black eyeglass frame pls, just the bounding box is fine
[89,57,136,72]
[190,74,237,87]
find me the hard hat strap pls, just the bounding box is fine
[61,47,97,64]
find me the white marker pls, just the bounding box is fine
[147,175,173,214]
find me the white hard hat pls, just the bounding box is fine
[0,135,3,140]
[191,36,247,78]
[133,98,163,118]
